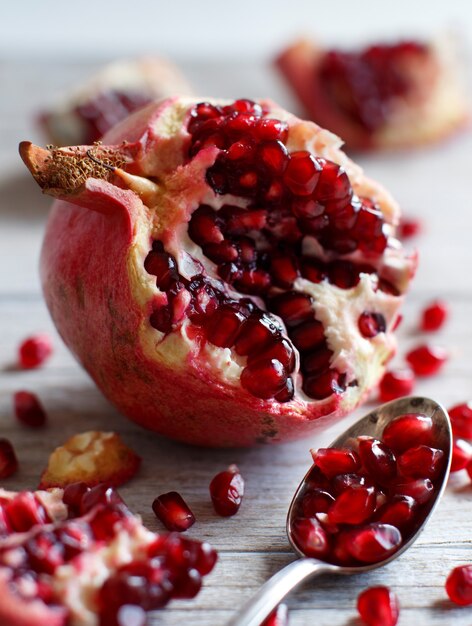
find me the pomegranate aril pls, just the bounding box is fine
[398,216,422,239]
[0,439,18,479]
[270,254,299,288]
[283,151,321,196]
[63,481,90,514]
[204,240,239,263]
[358,312,386,338]
[173,568,202,599]
[357,586,400,626]
[314,161,352,209]
[150,304,172,334]
[445,565,472,606]
[420,300,448,332]
[300,489,335,516]
[382,413,434,454]
[328,485,376,525]
[227,139,255,161]
[234,314,279,356]
[449,402,472,439]
[311,448,361,478]
[258,140,289,174]
[249,337,295,372]
[451,439,472,472]
[80,484,124,514]
[256,118,289,142]
[206,305,246,348]
[378,368,415,402]
[289,320,325,352]
[303,369,344,400]
[5,492,49,531]
[274,377,295,402]
[144,249,178,290]
[345,523,402,563]
[374,495,417,529]
[406,344,448,376]
[188,206,223,245]
[13,390,47,427]
[26,531,65,574]
[152,492,195,532]
[261,603,289,626]
[332,473,374,495]
[302,345,333,375]
[209,464,244,517]
[18,334,53,369]
[358,438,397,484]
[328,260,361,289]
[397,445,445,480]
[391,478,434,505]
[270,292,313,327]
[291,517,330,558]
[234,268,271,294]
[241,359,287,400]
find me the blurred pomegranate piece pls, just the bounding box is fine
[18,334,53,369]
[378,368,415,402]
[152,492,196,531]
[13,391,47,427]
[449,402,472,439]
[406,344,448,376]
[357,585,399,626]
[445,565,472,606]
[0,440,18,479]
[420,299,449,331]
[262,603,289,626]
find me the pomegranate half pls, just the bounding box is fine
[20,97,415,446]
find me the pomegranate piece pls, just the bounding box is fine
[451,439,472,472]
[357,586,400,626]
[291,517,330,558]
[345,523,402,563]
[17,333,53,369]
[449,402,472,439]
[374,495,417,530]
[209,465,244,516]
[397,445,444,479]
[20,96,416,446]
[357,438,397,484]
[152,492,195,531]
[406,344,448,377]
[378,368,415,402]
[445,565,472,606]
[262,603,289,626]
[311,448,361,478]
[420,299,449,332]
[328,485,376,525]
[13,390,47,427]
[300,489,335,516]
[0,439,18,479]
[391,478,435,505]
[382,413,434,454]
[398,216,422,239]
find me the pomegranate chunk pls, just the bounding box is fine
[445,565,472,606]
[406,344,448,377]
[378,368,415,402]
[0,439,18,479]
[262,603,289,626]
[420,299,448,332]
[451,439,472,472]
[357,586,399,626]
[209,465,244,516]
[18,333,53,369]
[449,402,472,439]
[382,413,434,454]
[311,448,361,478]
[13,390,47,427]
[152,492,195,531]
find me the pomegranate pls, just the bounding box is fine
[0,484,216,625]
[152,492,196,531]
[20,97,415,446]
[357,586,399,626]
[276,36,468,150]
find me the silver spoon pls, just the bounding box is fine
[228,396,452,626]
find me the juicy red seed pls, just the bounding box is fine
[314,161,352,208]
[382,413,434,454]
[229,99,262,115]
[227,140,255,161]
[188,207,223,245]
[144,249,178,290]
[18,334,53,369]
[270,292,313,326]
[345,523,402,563]
[420,300,448,332]
[405,344,448,376]
[374,495,417,529]
[240,359,287,400]
[234,268,271,294]
[302,345,333,375]
[449,402,472,439]
[193,541,218,575]
[357,586,400,626]
[258,141,289,174]
[328,485,376,525]
[0,440,18,479]
[270,254,299,288]
[274,377,295,402]
[13,391,47,427]
[234,314,279,356]
[391,478,435,505]
[397,445,445,480]
[63,482,91,514]
[300,489,335,516]
[58,522,92,559]
[80,484,124,515]
[311,448,361,478]
[26,531,65,574]
[209,465,244,517]
[378,368,415,402]
[291,517,330,558]
[328,260,361,289]
[150,304,172,333]
[445,565,472,606]
[451,439,472,472]
[292,197,324,219]
[5,492,48,531]
[256,118,289,142]
[206,305,246,348]
[203,240,239,263]
[300,258,326,284]
[332,473,374,495]
[261,604,289,626]
[303,369,344,400]
[358,312,386,338]
[289,320,325,352]
[90,505,130,541]
[152,492,195,532]
[358,438,397,484]
[283,151,322,196]
[249,337,295,372]
[398,216,422,239]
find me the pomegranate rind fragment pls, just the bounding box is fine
[39,431,141,489]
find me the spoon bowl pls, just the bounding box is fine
[228,396,452,626]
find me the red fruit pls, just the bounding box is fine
[420,300,448,332]
[451,439,472,472]
[262,603,289,626]
[391,478,435,505]
[374,495,417,530]
[152,492,195,531]
[18,334,53,369]
[445,565,472,606]
[13,390,47,427]
[358,312,386,338]
[406,344,448,377]
[357,438,397,484]
[398,216,422,239]
[378,368,415,402]
[328,485,376,525]
[397,445,444,479]
[209,465,244,516]
[382,413,434,454]
[311,448,361,478]
[300,489,335,516]
[291,517,330,558]
[0,439,18,479]
[449,402,472,439]
[357,586,399,626]
[20,97,416,446]
[345,523,402,563]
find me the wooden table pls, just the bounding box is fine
[1,58,472,625]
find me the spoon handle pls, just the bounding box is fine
[226,558,336,626]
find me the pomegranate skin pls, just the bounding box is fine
[31,97,414,447]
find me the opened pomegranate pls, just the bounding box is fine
[0,484,216,625]
[20,97,415,446]
[276,36,467,150]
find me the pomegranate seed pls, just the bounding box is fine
[300,489,335,516]
[357,586,399,626]
[391,478,434,505]
[204,240,238,263]
[449,402,472,439]
[80,484,124,514]
[382,413,434,454]
[18,334,53,369]
[0,439,18,479]
[445,565,472,606]
[261,603,289,626]
[332,473,374,495]
[290,320,325,352]
[345,523,402,563]
[5,492,49,531]
[378,368,415,402]
[398,216,422,239]
[274,377,295,402]
[270,254,299,288]
[397,446,444,480]
[63,482,90,514]
[188,206,223,245]
[270,292,313,326]
[291,517,330,558]
[258,140,289,174]
[206,305,246,348]
[26,530,65,574]
[302,345,333,375]
[358,312,386,338]
[144,248,178,290]
[311,448,361,478]
[314,161,352,208]
[234,314,278,356]
[406,344,448,376]
[328,260,361,288]
[240,359,287,399]
[328,485,376,525]
[152,491,195,531]
[283,151,321,196]
[451,439,472,472]
[303,369,344,400]
[209,465,244,517]
[374,495,417,529]
[13,390,47,427]
[357,438,397,484]
[256,118,289,142]
[249,337,295,372]
[420,300,448,332]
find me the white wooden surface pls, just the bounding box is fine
[1,59,472,625]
